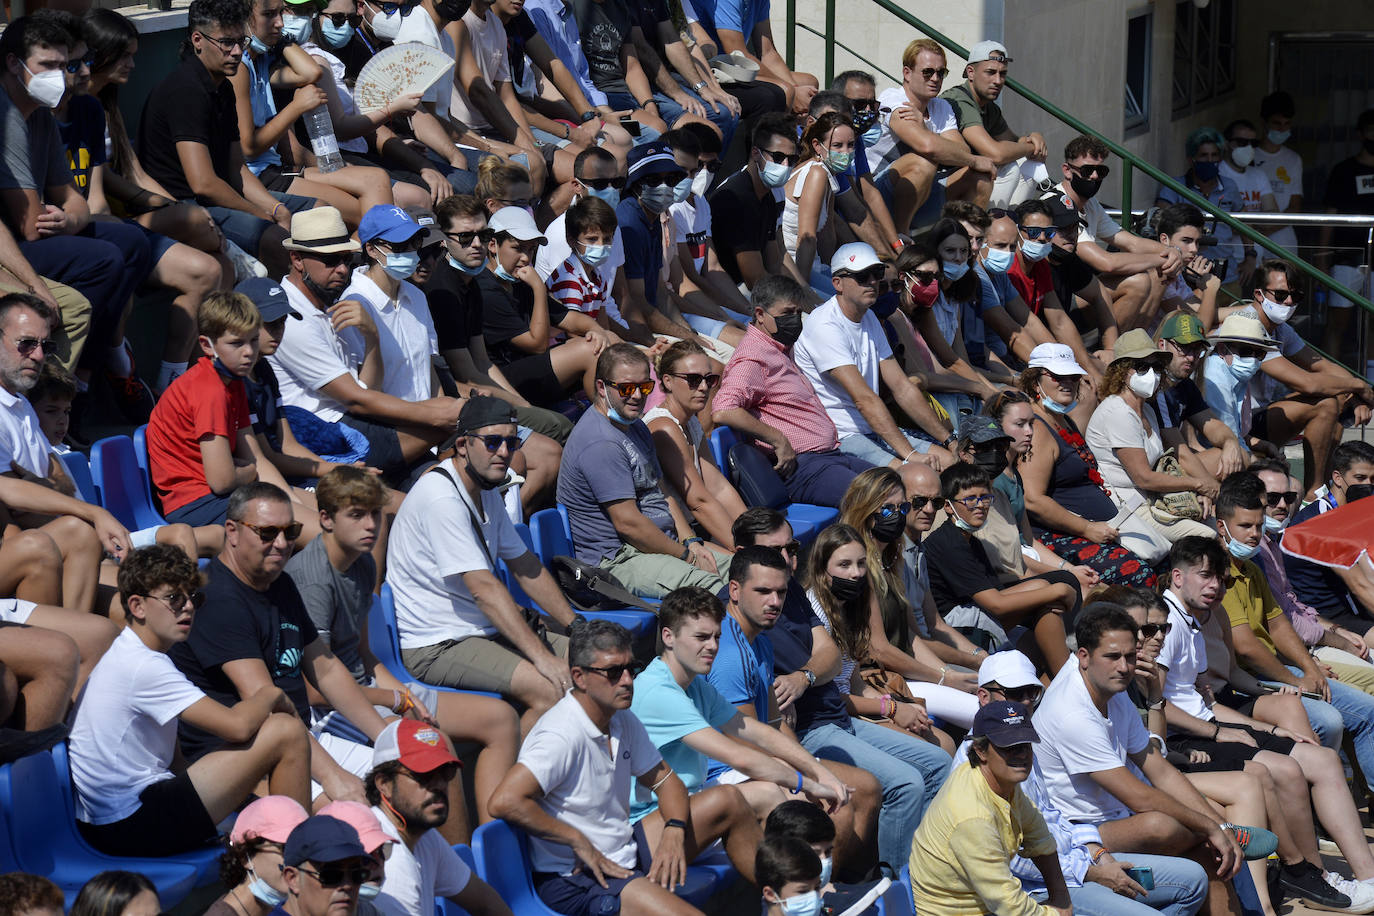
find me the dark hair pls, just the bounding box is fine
[1168,535,1226,578]
[660,127,702,159]
[803,523,870,662]
[84,8,140,176]
[70,871,157,916]
[984,388,1032,424]
[226,481,292,521]
[32,9,83,41]
[764,799,836,844]
[1332,440,1374,476]
[573,146,617,179]
[569,617,632,669]
[565,196,617,245]
[940,461,991,498]
[830,69,874,92]
[1064,134,1109,162]
[435,193,487,228]
[656,339,708,385]
[1216,471,1265,521]
[29,358,77,405]
[0,873,64,913]
[732,507,789,547]
[679,121,722,156]
[1247,456,1291,479]
[364,760,404,807]
[924,218,977,302]
[1223,119,1256,143]
[800,111,854,164]
[658,585,724,635]
[807,90,851,119]
[728,544,789,586]
[0,15,72,63]
[1014,198,1053,223]
[966,734,993,766]
[0,292,57,333]
[187,0,252,35]
[219,834,272,888]
[751,273,809,315]
[893,239,940,300]
[752,113,798,152]
[1260,91,1295,120]
[941,199,991,230]
[1254,258,1299,295]
[755,835,821,896]
[116,543,203,606]
[1157,202,1205,239]
[595,342,650,384]
[1074,602,1139,651]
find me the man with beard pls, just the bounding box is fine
[1153,313,1246,477]
[366,718,512,916]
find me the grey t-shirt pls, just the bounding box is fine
[285,534,376,681]
[556,408,673,565]
[0,91,69,204]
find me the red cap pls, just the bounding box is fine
[371,718,460,773]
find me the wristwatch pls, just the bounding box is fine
[1147,697,1165,711]
[580,109,599,122]
[800,667,816,687]
[664,818,687,830]
[692,79,707,91]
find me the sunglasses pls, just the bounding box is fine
[470,434,521,452]
[637,172,688,189]
[1227,137,1255,148]
[989,684,1041,704]
[1020,225,1058,240]
[606,380,655,398]
[849,97,879,112]
[842,267,886,285]
[875,501,912,520]
[1164,339,1209,357]
[65,54,96,73]
[1230,345,1268,360]
[1069,163,1110,180]
[379,236,424,253]
[200,32,252,51]
[757,148,799,166]
[580,176,626,191]
[304,250,355,268]
[322,11,362,25]
[953,494,993,509]
[987,207,1011,220]
[238,520,305,543]
[667,372,720,389]
[3,334,51,356]
[376,0,419,14]
[142,591,207,611]
[773,539,802,556]
[904,270,939,286]
[1262,287,1298,303]
[1139,622,1173,639]
[916,66,949,81]
[580,661,643,682]
[446,229,490,246]
[908,495,945,512]
[298,864,370,888]
[1265,490,1298,507]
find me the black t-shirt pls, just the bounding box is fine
[247,359,285,450]
[1322,157,1374,264]
[1157,377,1207,429]
[336,31,379,83]
[922,520,1003,615]
[708,168,782,284]
[505,11,540,91]
[170,558,319,760]
[56,95,107,196]
[475,269,568,366]
[422,257,483,351]
[767,580,850,734]
[1049,252,1094,307]
[139,56,242,203]
[570,0,634,95]
[630,0,669,47]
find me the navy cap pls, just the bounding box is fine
[971,700,1039,748]
[956,413,1010,446]
[235,277,301,322]
[627,141,681,183]
[283,815,368,867]
[358,205,423,245]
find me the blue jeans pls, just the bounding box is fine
[1284,665,1374,792]
[1034,852,1208,916]
[605,75,738,147]
[800,718,950,870]
[838,429,935,467]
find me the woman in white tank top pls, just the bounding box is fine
[782,112,856,293]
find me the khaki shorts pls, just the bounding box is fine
[403,629,570,698]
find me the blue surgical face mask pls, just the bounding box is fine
[1021,239,1052,261]
[862,124,883,147]
[1221,520,1260,561]
[1226,354,1261,379]
[282,13,314,44]
[321,17,354,46]
[382,250,420,279]
[248,33,271,53]
[951,511,984,532]
[358,883,382,901]
[638,185,675,214]
[779,890,822,916]
[818,856,832,887]
[1264,514,1283,535]
[585,185,621,209]
[982,247,1013,273]
[493,262,519,283]
[942,259,969,280]
[446,253,484,276]
[607,403,634,424]
[579,242,612,267]
[673,175,693,203]
[247,866,287,907]
[1267,129,1292,146]
[824,151,853,174]
[759,159,791,188]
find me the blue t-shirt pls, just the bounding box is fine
[629,657,737,821]
[556,409,674,565]
[617,197,664,308]
[56,95,108,195]
[689,0,769,49]
[704,612,775,780]
[767,580,850,734]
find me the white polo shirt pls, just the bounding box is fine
[268,277,367,424]
[387,460,528,648]
[372,806,472,916]
[341,268,439,403]
[0,384,51,476]
[1158,590,1216,722]
[519,693,662,874]
[792,296,893,438]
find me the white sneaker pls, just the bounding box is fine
[1322,872,1374,914]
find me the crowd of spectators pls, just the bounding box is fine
[7,3,1374,915]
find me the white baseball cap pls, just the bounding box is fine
[1027,342,1087,376]
[488,207,547,244]
[966,40,1012,65]
[830,242,883,275]
[977,650,1039,689]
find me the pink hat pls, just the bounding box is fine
[318,801,393,854]
[230,796,310,846]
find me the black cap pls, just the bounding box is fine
[956,413,1011,446]
[283,815,367,867]
[235,277,302,323]
[456,395,517,434]
[1045,195,1080,230]
[971,700,1039,747]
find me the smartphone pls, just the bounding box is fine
[619,116,643,137]
[1124,865,1155,891]
[1302,690,1325,700]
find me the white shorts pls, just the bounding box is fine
[0,598,37,625]
[130,527,160,550]
[311,731,378,803]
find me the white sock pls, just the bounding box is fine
[158,361,188,392]
[106,343,132,378]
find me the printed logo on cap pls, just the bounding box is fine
[1001,704,1025,725]
[414,726,442,746]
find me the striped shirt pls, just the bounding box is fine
[546,256,621,325]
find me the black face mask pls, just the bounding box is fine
[1070,174,1102,200]
[301,272,343,305]
[1345,483,1374,504]
[770,312,803,348]
[1046,245,1070,266]
[829,574,866,603]
[435,0,471,19]
[465,454,504,490]
[973,448,1010,478]
[1363,138,1374,157]
[870,512,906,544]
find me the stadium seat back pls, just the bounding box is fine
[59,451,97,504]
[91,435,167,531]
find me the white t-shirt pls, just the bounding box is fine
[865,89,957,175]
[395,10,457,109]
[387,461,528,648]
[537,208,626,282]
[1084,394,1163,504]
[518,694,662,874]
[1220,161,1279,261]
[372,807,472,916]
[0,386,51,477]
[341,268,439,403]
[68,628,206,824]
[792,297,893,438]
[1157,590,1215,722]
[669,195,712,274]
[450,7,510,131]
[1032,659,1151,824]
[269,278,367,424]
[1251,145,1302,254]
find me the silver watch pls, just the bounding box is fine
[801,668,816,687]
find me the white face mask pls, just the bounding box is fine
[369,8,403,40]
[1128,367,1160,399]
[22,64,66,109]
[690,167,712,197]
[1230,144,1255,168]
[1261,295,1295,324]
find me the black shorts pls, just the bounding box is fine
[78,772,219,857]
[502,353,567,406]
[1249,408,1272,444]
[1213,685,1260,717]
[1169,723,1295,772]
[257,164,298,193]
[533,823,650,916]
[339,414,410,486]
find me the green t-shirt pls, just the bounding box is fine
[939,81,1012,139]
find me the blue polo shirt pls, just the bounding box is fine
[617,197,664,309]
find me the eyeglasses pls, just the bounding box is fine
[874,501,912,520]
[637,172,688,189]
[1164,338,1209,357]
[580,176,626,191]
[606,380,655,398]
[988,684,1041,704]
[908,495,945,512]
[445,229,490,246]
[322,11,362,25]
[667,372,720,389]
[237,520,305,543]
[1265,490,1298,507]
[2,333,51,356]
[297,864,370,888]
[579,661,643,682]
[141,591,207,612]
[1068,162,1110,180]
[1227,137,1255,148]
[199,32,252,51]
[65,54,96,73]
[1138,622,1173,639]
[904,270,939,286]
[1262,287,1298,303]
[757,148,799,166]
[842,267,885,285]
[916,67,949,81]
[953,494,993,509]
[470,434,522,452]
[1020,225,1058,240]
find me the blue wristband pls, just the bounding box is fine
[792,770,803,794]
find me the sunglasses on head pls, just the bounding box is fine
[238,520,305,543]
[580,176,626,191]
[580,661,643,682]
[668,371,721,389]
[1139,622,1173,639]
[757,148,799,166]
[322,10,363,24]
[908,495,945,512]
[1020,225,1058,240]
[1069,162,1110,180]
[1265,490,1298,507]
[446,229,490,247]
[297,864,370,888]
[637,172,688,189]
[606,380,655,398]
[875,501,912,520]
[470,433,522,452]
[1263,287,1298,303]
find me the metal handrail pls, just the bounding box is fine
[793,0,1374,319]
[1106,210,1374,229]
[793,22,898,86]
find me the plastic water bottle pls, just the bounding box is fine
[304,103,344,173]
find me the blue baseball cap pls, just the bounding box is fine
[235,277,301,323]
[283,815,368,867]
[972,700,1039,748]
[358,205,423,245]
[627,141,681,184]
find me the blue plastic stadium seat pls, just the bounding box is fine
[472,819,720,912]
[90,435,168,531]
[435,846,477,916]
[376,584,500,700]
[0,748,201,908]
[899,864,915,915]
[59,451,98,505]
[526,507,659,625]
[708,427,837,542]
